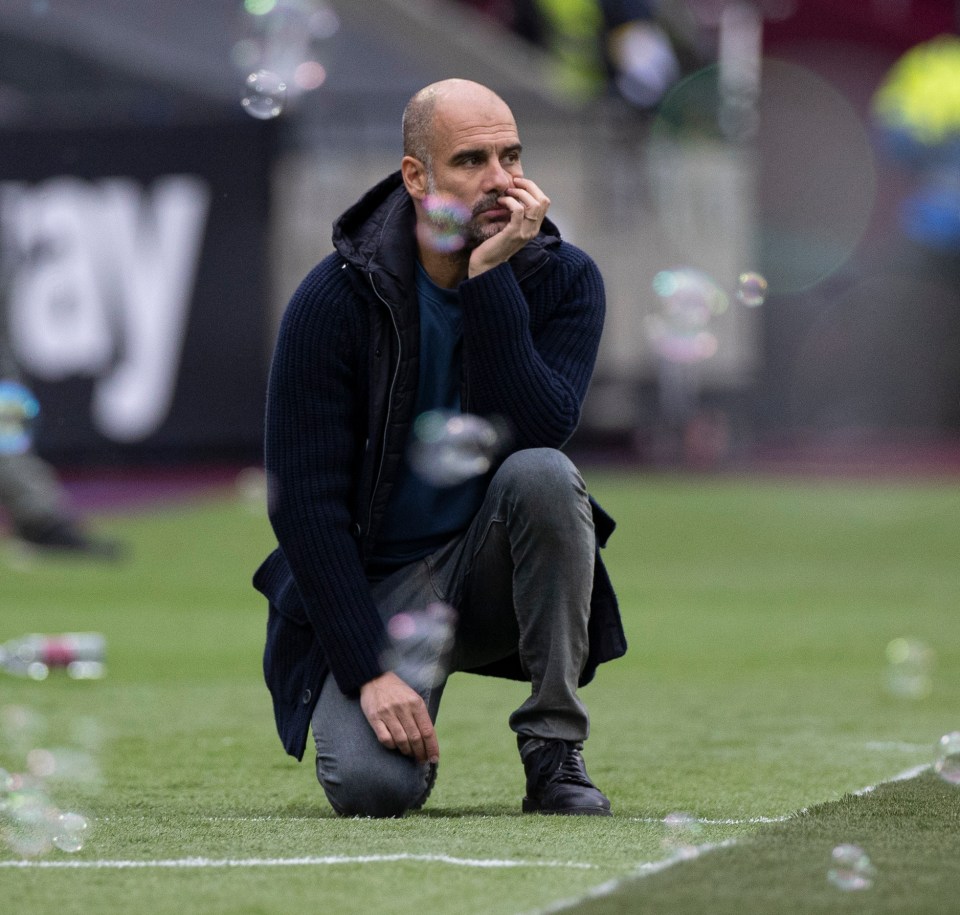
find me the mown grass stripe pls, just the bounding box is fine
[551,773,960,914]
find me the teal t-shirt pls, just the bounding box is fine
[369,263,488,577]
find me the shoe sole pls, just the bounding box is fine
[522,798,612,816]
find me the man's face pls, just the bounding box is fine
[423,97,524,249]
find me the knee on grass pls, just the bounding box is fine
[317,752,432,818]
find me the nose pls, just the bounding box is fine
[483,159,513,194]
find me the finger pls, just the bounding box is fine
[400,719,428,763]
[369,717,397,750]
[498,194,525,218]
[511,175,540,194]
[413,706,440,764]
[399,699,437,763]
[384,714,414,756]
[504,189,541,216]
[504,189,548,226]
[512,177,550,208]
[499,196,540,233]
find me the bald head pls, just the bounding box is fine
[402,79,514,166]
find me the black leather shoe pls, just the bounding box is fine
[521,740,612,816]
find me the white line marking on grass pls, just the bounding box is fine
[853,763,930,795]
[629,814,793,825]
[202,816,316,823]
[629,762,932,828]
[531,763,935,913]
[0,853,597,871]
[529,839,739,914]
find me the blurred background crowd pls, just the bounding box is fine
[0,0,958,550]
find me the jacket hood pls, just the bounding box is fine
[331,171,562,287]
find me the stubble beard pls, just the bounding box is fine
[426,170,504,251]
[464,192,506,248]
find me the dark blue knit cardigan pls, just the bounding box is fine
[254,173,625,759]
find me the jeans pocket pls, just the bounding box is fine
[423,536,463,607]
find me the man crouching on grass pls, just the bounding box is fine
[253,78,626,817]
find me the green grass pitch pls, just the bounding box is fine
[1,469,958,913]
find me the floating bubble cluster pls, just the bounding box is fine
[418,195,472,253]
[646,268,727,364]
[0,380,40,456]
[934,731,960,785]
[827,843,876,891]
[650,59,876,294]
[884,637,934,700]
[380,603,457,692]
[408,411,505,488]
[0,705,99,858]
[234,0,339,119]
[0,771,89,857]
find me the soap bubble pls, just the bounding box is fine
[0,381,40,455]
[654,268,729,320]
[646,318,718,364]
[245,0,277,13]
[235,466,269,512]
[649,60,877,295]
[934,731,960,785]
[241,69,286,120]
[736,271,767,307]
[234,0,338,111]
[26,746,100,785]
[3,780,55,857]
[418,195,472,253]
[646,268,727,364]
[409,411,505,487]
[885,637,934,699]
[307,3,340,39]
[0,767,14,812]
[0,705,47,754]
[51,811,88,853]
[827,843,875,891]
[661,810,702,859]
[381,603,457,692]
[293,60,327,91]
[25,749,57,780]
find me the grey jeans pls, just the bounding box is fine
[311,447,596,817]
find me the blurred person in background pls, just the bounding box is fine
[0,241,121,559]
[254,78,626,818]
[458,0,683,109]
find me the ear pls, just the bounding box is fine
[401,156,428,200]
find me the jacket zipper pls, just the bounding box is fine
[365,271,402,542]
